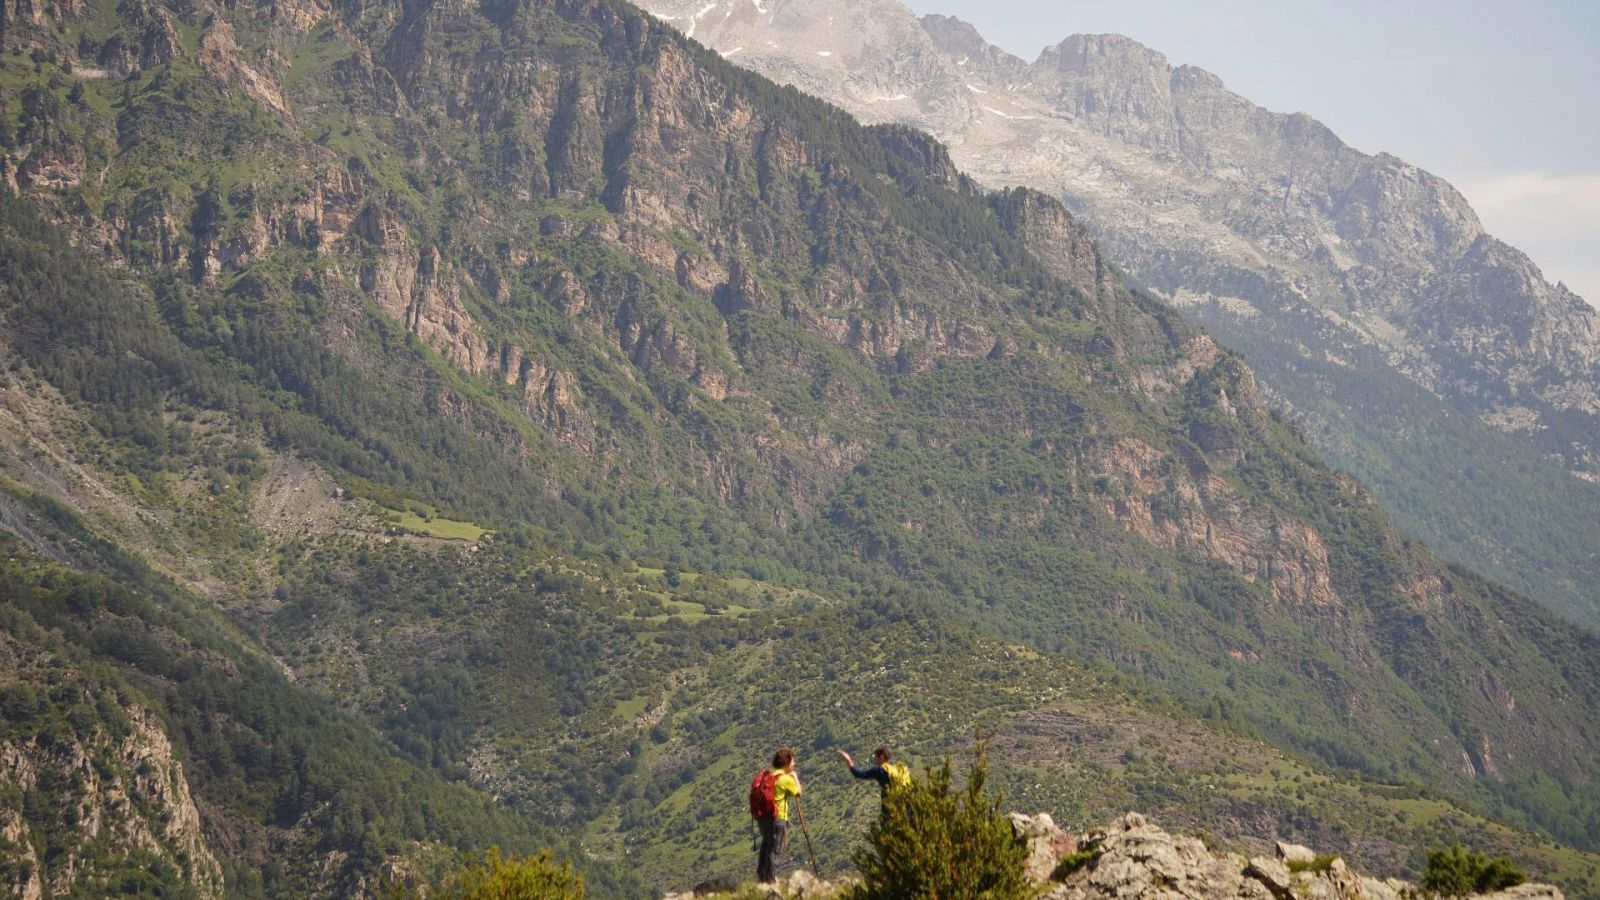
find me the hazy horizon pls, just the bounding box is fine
[905,0,1600,307]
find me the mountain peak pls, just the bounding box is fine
[1035,32,1172,73]
[919,13,999,61]
[918,12,984,51]
[1171,62,1226,91]
[919,12,1027,83]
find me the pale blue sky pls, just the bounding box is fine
[905,0,1600,304]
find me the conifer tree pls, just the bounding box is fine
[849,742,1034,900]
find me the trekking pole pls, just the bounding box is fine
[793,795,820,871]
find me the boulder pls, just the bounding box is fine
[1483,886,1564,900]
[1294,858,1364,900]
[1051,813,1273,899]
[1274,842,1317,865]
[785,870,826,899]
[1358,877,1404,900]
[1009,812,1078,881]
[1246,856,1294,899]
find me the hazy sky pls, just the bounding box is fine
[905,0,1600,306]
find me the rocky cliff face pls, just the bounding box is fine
[640,0,1600,626]
[0,633,223,899]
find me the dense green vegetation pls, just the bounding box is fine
[396,848,588,900]
[236,538,1600,894]
[0,523,641,898]
[849,746,1032,900]
[1192,295,1600,629]
[1421,846,1527,897]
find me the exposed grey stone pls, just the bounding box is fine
[1274,842,1316,865]
[1011,812,1077,882]
[1483,885,1565,899]
[1245,856,1294,899]
[664,812,1562,900]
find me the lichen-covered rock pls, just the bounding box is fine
[1047,813,1272,899]
[1023,813,1566,900]
[1483,886,1565,900]
[1246,856,1295,898]
[1010,812,1078,881]
[1275,843,1316,865]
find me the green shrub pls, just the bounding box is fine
[1050,849,1099,880]
[406,847,585,900]
[1420,846,1526,897]
[1286,854,1338,875]
[458,848,583,899]
[848,743,1035,900]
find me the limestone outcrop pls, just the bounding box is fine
[663,812,1563,900]
[1015,812,1561,900]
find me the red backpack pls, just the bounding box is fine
[749,769,777,819]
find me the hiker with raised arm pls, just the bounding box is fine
[835,745,909,800]
[750,747,802,883]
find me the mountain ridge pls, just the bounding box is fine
[641,0,1600,627]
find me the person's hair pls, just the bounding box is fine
[874,746,892,762]
[772,747,795,769]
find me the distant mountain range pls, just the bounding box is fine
[643,0,1600,627]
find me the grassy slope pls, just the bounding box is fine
[247,538,1600,895]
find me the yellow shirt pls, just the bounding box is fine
[774,772,800,821]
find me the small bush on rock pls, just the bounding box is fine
[848,743,1035,900]
[444,847,585,900]
[1050,849,1099,880]
[1420,845,1525,897]
[1286,854,1338,875]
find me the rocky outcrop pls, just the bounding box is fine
[1010,811,1080,881]
[198,18,289,117]
[1016,812,1560,900]
[663,869,855,900]
[664,813,1563,900]
[991,188,1115,306]
[0,696,224,898]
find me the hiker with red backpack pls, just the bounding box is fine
[750,747,802,883]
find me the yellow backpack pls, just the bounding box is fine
[882,762,911,788]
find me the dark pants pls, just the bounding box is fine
[755,817,788,882]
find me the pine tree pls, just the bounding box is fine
[849,742,1034,900]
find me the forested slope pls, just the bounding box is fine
[0,0,1596,893]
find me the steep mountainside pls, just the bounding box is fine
[0,0,1598,893]
[641,0,1600,628]
[0,507,641,897]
